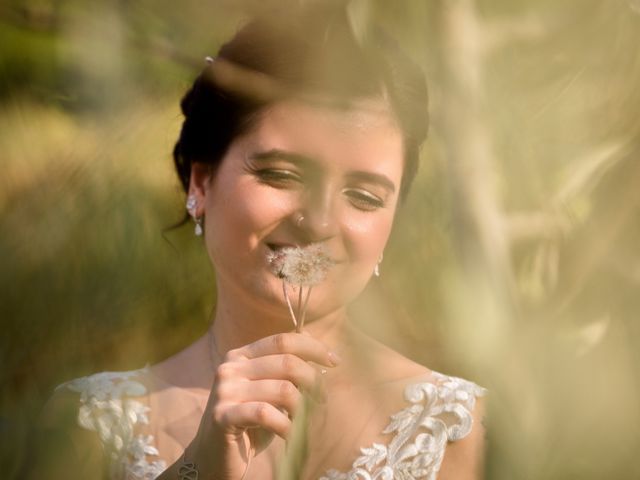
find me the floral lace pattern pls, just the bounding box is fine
[319,373,486,480]
[60,368,166,480]
[62,370,484,480]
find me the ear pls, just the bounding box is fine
[188,162,213,216]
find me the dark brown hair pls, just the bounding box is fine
[173,3,428,201]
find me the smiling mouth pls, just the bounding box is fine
[266,243,296,252]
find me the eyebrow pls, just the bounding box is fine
[346,171,396,194]
[250,148,396,193]
[250,149,314,166]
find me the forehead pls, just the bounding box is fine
[243,99,404,177]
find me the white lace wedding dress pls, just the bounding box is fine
[59,367,485,480]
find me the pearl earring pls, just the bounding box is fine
[374,253,383,277]
[194,218,203,236]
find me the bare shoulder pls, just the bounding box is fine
[372,343,487,480]
[338,327,487,479]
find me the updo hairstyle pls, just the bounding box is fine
[173,2,429,202]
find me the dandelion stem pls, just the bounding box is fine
[283,279,298,329]
[298,286,313,332]
[296,285,304,332]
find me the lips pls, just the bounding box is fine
[266,242,296,251]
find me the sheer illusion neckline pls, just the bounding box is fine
[62,366,485,480]
[144,364,211,400]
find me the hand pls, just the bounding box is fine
[186,332,340,480]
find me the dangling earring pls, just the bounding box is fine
[374,253,383,277]
[186,194,204,236]
[194,217,204,236]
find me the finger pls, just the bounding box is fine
[217,379,303,416]
[239,333,341,367]
[238,355,327,402]
[214,402,291,439]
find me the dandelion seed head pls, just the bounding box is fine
[267,244,334,286]
[266,249,287,279]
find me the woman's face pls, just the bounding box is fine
[190,99,404,322]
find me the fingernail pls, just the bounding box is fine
[328,351,342,366]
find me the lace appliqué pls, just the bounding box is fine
[320,373,486,480]
[61,369,166,480]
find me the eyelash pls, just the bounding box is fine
[252,168,385,211]
[254,168,302,187]
[343,189,385,211]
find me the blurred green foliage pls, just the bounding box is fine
[2,0,640,479]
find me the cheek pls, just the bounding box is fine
[238,184,300,235]
[316,212,394,310]
[209,177,298,246]
[343,211,395,261]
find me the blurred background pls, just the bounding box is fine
[1,0,639,478]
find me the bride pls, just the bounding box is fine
[32,4,485,480]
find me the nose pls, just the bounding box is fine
[296,185,339,243]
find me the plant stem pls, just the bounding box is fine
[283,279,298,329]
[298,287,313,332]
[296,285,304,332]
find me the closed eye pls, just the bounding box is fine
[254,168,303,188]
[343,188,385,211]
